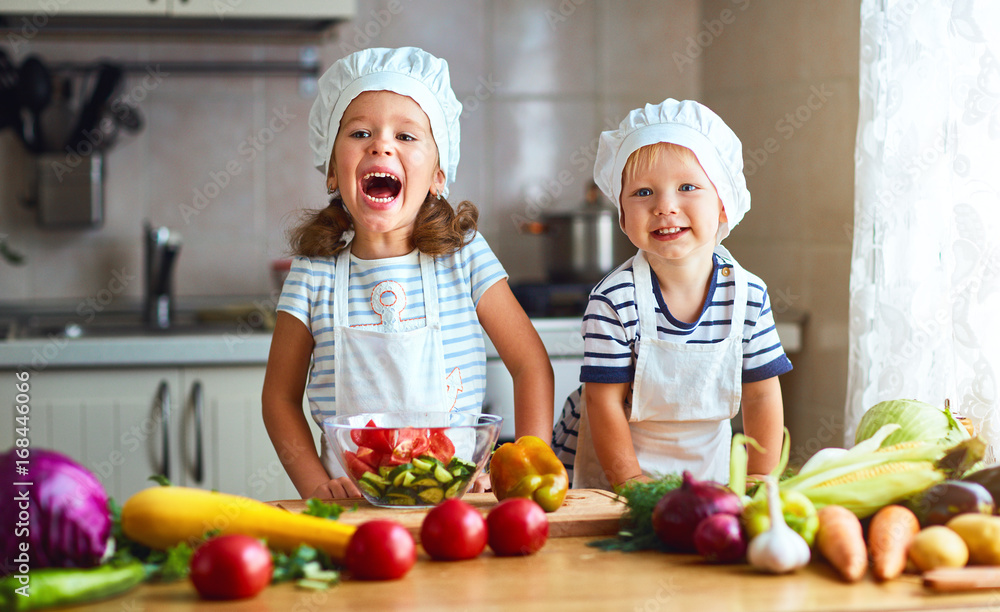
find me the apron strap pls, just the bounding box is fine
[418,251,439,328]
[334,249,350,327]
[714,245,748,337]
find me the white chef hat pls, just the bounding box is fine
[593,99,751,243]
[308,47,462,199]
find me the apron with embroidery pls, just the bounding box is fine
[572,246,747,489]
[320,249,450,478]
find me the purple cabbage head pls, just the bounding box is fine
[2,448,112,568]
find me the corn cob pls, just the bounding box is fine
[780,425,948,518]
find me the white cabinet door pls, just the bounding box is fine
[0,368,182,502]
[180,366,301,501]
[168,0,354,18]
[0,0,168,15]
[0,366,304,503]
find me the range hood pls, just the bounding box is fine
[0,0,356,36]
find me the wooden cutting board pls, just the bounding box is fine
[923,567,1000,591]
[267,489,626,542]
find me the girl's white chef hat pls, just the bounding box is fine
[593,99,751,243]
[308,47,462,199]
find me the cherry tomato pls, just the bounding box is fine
[345,520,416,580]
[486,498,549,556]
[189,535,273,600]
[420,499,488,561]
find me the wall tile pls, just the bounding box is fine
[491,0,597,97]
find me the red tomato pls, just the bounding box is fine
[189,535,273,600]
[345,520,416,580]
[350,419,397,454]
[343,451,374,480]
[427,429,456,464]
[392,428,430,463]
[486,498,549,557]
[420,499,488,561]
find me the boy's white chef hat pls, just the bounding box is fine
[594,99,751,243]
[308,47,462,199]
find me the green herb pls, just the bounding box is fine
[588,474,682,552]
[302,498,347,520]
[271,545,340,589]
[148,474,173,487]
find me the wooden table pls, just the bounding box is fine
[59,537,1000,611]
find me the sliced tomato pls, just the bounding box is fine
[354,446,381,471]
[350,419,396,455]
[343,451,375,480]
[427,428,456,464]
[392,428,430,463]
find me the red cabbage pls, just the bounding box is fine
[1,448,112,568]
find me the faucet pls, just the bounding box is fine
[144,223,182,330]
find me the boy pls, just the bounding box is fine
[553,99,792,489]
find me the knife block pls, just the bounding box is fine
[33,153,104,228]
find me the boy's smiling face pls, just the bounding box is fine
[328,90,446,252]
[620,144,726,268]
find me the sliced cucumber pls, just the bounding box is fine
[433,464,454,484]
[418,487,445,504]
[360,471,390,490]
[412,477,439,488]
[388,463,414,482]
[444,479,464,499]
[411,457,433,473]
[386,492,417,505]
[358,479,382,499]
[379,465,394,478]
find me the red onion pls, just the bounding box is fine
[651,471,742,552]
[693,513,746,563]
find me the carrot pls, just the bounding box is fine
[816,504,868,582]
[868,504,920,581]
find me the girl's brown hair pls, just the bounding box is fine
[289,194,479,258]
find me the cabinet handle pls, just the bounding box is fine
[191,381,204,484]
[156,380,171,481]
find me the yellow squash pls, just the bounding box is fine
[121,486,356,560]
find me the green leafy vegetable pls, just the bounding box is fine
[270,545,340,588]
[302,498,348,520]
[588,474,682,552]
[854,399,970,447]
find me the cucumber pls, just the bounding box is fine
[411,457,433,473]
[0,561,145,611]
[360,471,390,490]
[386,492,417,505]
[418,487,445,504]
[444,480,464,499]
[379,466,394,479]
[357,479,382,499]
[412,477,439,488]
[388,463,414,482]
[433,464,454,484]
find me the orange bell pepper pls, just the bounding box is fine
[489,435,569,512]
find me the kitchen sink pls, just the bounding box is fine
[1,303,275,341]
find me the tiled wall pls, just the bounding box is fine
[701,0,861,452]
[0,1,861,449]
[0,0,699,300]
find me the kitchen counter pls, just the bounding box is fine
[0,315,804,369]
[57,536,998,611]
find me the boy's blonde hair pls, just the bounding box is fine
[621,142,698,193]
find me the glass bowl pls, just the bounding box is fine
[322,411,502,508]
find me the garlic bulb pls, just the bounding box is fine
[747,476,811,573]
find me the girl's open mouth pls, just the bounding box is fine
[361,171,402,204]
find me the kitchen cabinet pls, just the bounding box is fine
[0,0,354,18]
[0,366,302,502]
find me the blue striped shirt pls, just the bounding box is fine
[277,232,508,425]
[581,252,792,384]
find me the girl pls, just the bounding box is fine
[263,47,554,499]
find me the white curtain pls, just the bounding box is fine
[847,0,1000,455]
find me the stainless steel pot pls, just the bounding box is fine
[524,184,634,284]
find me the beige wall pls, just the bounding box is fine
[0,0,861,453]
[700,0,861,454]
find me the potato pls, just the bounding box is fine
[908,526,969,572]
[946,514,1000,565]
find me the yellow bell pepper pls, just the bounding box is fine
[489,435,569,512]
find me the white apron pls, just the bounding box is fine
[573,248,747,489]
[320,249,450,477]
